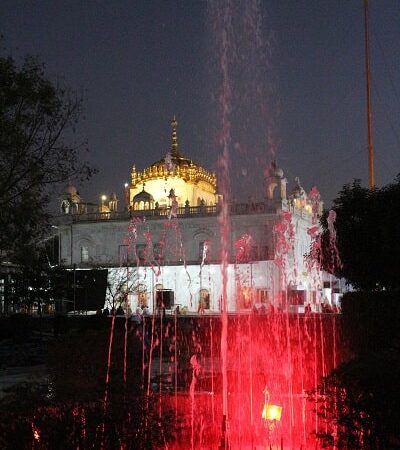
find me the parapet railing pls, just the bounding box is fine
[70,202,278,223]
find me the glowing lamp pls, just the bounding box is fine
[101,195,107,201]
[124,183,128,188]
[33,428,40,441]
[262,404,282,422]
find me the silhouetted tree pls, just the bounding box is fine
[312,178,400,448]
[320,177,400,290]
[314,344,400,450]
[312,290,400,449]
[0,47,95,258]
[5,241,66,313]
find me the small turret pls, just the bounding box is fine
[132,184,154,210]
[265,160,287,202]
[60,185,82,214]
[109,192,118,212]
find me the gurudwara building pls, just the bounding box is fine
[55,117,342,314]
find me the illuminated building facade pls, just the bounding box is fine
[56,118,340,314]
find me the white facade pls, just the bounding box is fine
[56,195,330,314]
[105,261,280,314]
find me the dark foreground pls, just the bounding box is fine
[0,313,342,449]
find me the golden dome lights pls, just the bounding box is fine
[128,117,217,210]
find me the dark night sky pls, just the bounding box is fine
[2,0,400,208]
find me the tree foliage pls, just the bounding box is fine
[2,238,67,313]
[316,178,400,447]
[0,50,95,257]
[312,290,400,449]
[314,346,400,450]
[320,177,400,290]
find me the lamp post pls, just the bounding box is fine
[124,183,129,211]
[73,263,76,314]
[101,195,107,213]
[262,386,283,449]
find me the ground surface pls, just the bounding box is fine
[0,332,50,398]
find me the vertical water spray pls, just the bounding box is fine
[123,265,130,385]
[208,0,235,446]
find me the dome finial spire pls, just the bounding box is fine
[171,115,178,157]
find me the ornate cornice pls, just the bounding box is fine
[131,161,216,192]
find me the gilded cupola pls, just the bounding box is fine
[127,117,217,210]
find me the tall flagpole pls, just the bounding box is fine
[364,0,375,189]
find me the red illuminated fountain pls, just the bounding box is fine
[98,1,343,447]
[25,2,344,448]
[124,228,342,449]
[148,207,342,449]
[149,2,342,447]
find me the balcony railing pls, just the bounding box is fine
[70,202,278,223]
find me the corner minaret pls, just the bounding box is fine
[265,160,287,202]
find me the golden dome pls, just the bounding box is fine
[130,117,216,192]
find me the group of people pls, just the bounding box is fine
[101,301,341,318]
[130,304,149,323]
[320,302,340,314]
[252,303,276,314]
[304,303,312,314]
[249,302,341,315]
[101,304,149,321]
[304,302,341,314]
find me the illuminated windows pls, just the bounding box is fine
[137,284,148,307]
[257,289,269,304]
[199,289,210,310]
[81,246,89,263]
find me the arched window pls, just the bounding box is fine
[81,246,89,263]
[199,289,210,312]
[237,286,252,309]
[137,283,148,307]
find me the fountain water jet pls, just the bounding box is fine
[97,1,345,448]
